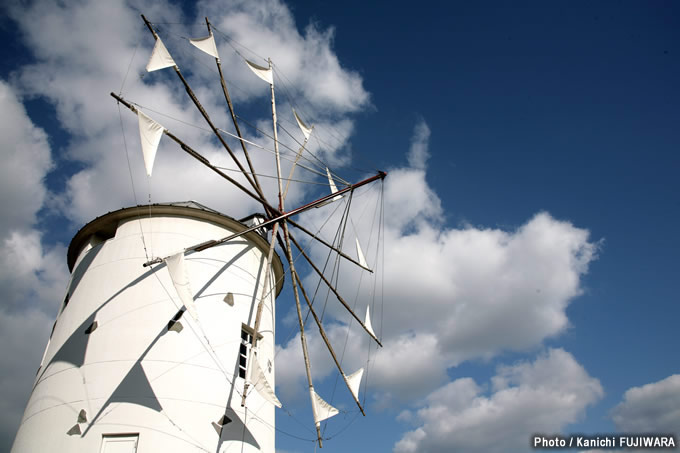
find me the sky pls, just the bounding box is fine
[0,1,679,452]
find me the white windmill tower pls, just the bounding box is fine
[12,15,385,453]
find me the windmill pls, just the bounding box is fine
[12,14,386,453]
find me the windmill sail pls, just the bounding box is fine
[245,59,273,84]
[164,252,198,320]
[146,36,176,71]
[345,368,364,401]
[190,34,219,59]
[293,109,313,140]
[137,110,164,176]
[249,352,282,408]
[311,390,339,424]
[355,238,369,270]
[365,305,376,338]
[326,167,343,202]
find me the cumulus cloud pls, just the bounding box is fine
[407,118,430,170]
[0,81,52,237]
[394,349,603,453]
[0,80,67,451]
[0,80,67,312]
[275,119,599,406]
[612,374,680,434]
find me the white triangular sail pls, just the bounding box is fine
[137,110,164,176]
[311,390,339,424]
[249,352,282,408]
[146,37,176,72]
[355,238,368,269]
[345,368,364,401]
[190,34,219,59]
[364,305,376,338]
[165,252,198,320]
[293,109,312,140]
[245,59,273,84]
[326,167,342,201]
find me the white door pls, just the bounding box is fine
[100,434,139,453]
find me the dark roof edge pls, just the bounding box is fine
[67,203,284,296]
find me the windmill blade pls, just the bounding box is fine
[345,368,364,401]
[140,15,265,203]
[364,306,376,338]
[244,59,274,84]
[280,219,324,446]
[293,270,366,415]
[189,33,219,59]
[240,221,280,407]
[288,233,382,346]
[311,390,339,424]
[145,36,176,71]
[203,17,264,199]
[293,109,313,140]
[137,110,164,176]
[326,167,343,202]
[248,351,282,408]
[355,238,370,270]
[164,252,198,320]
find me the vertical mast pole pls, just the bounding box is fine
[269,58,284,212]
[268,56,324,446]
[293,270,365,415]
[242,57,284,406]
[282,131,312,201]
[282,220,324,447]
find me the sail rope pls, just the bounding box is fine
[233,113,341,181]
[118,42,139,96]
[270,64,349,150]
[306,195,352,325]
[213,165,330,187]
[322,186,383,437]
[319,197,354,438]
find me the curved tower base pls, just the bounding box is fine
[12,203,283,453]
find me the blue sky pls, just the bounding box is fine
[0,1,678,452]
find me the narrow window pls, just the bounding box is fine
[238,324,263,379]
[239,329,251,379]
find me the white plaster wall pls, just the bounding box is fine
[12,212,279,453]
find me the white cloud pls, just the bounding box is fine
[277,119,599,406]
[0,80,67,313]
[612,374,680,434]
[407,118,430,170]
[0,80,67,451]
[0,81,52,236]
[198,0,370,114]
[394,348,603,453]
